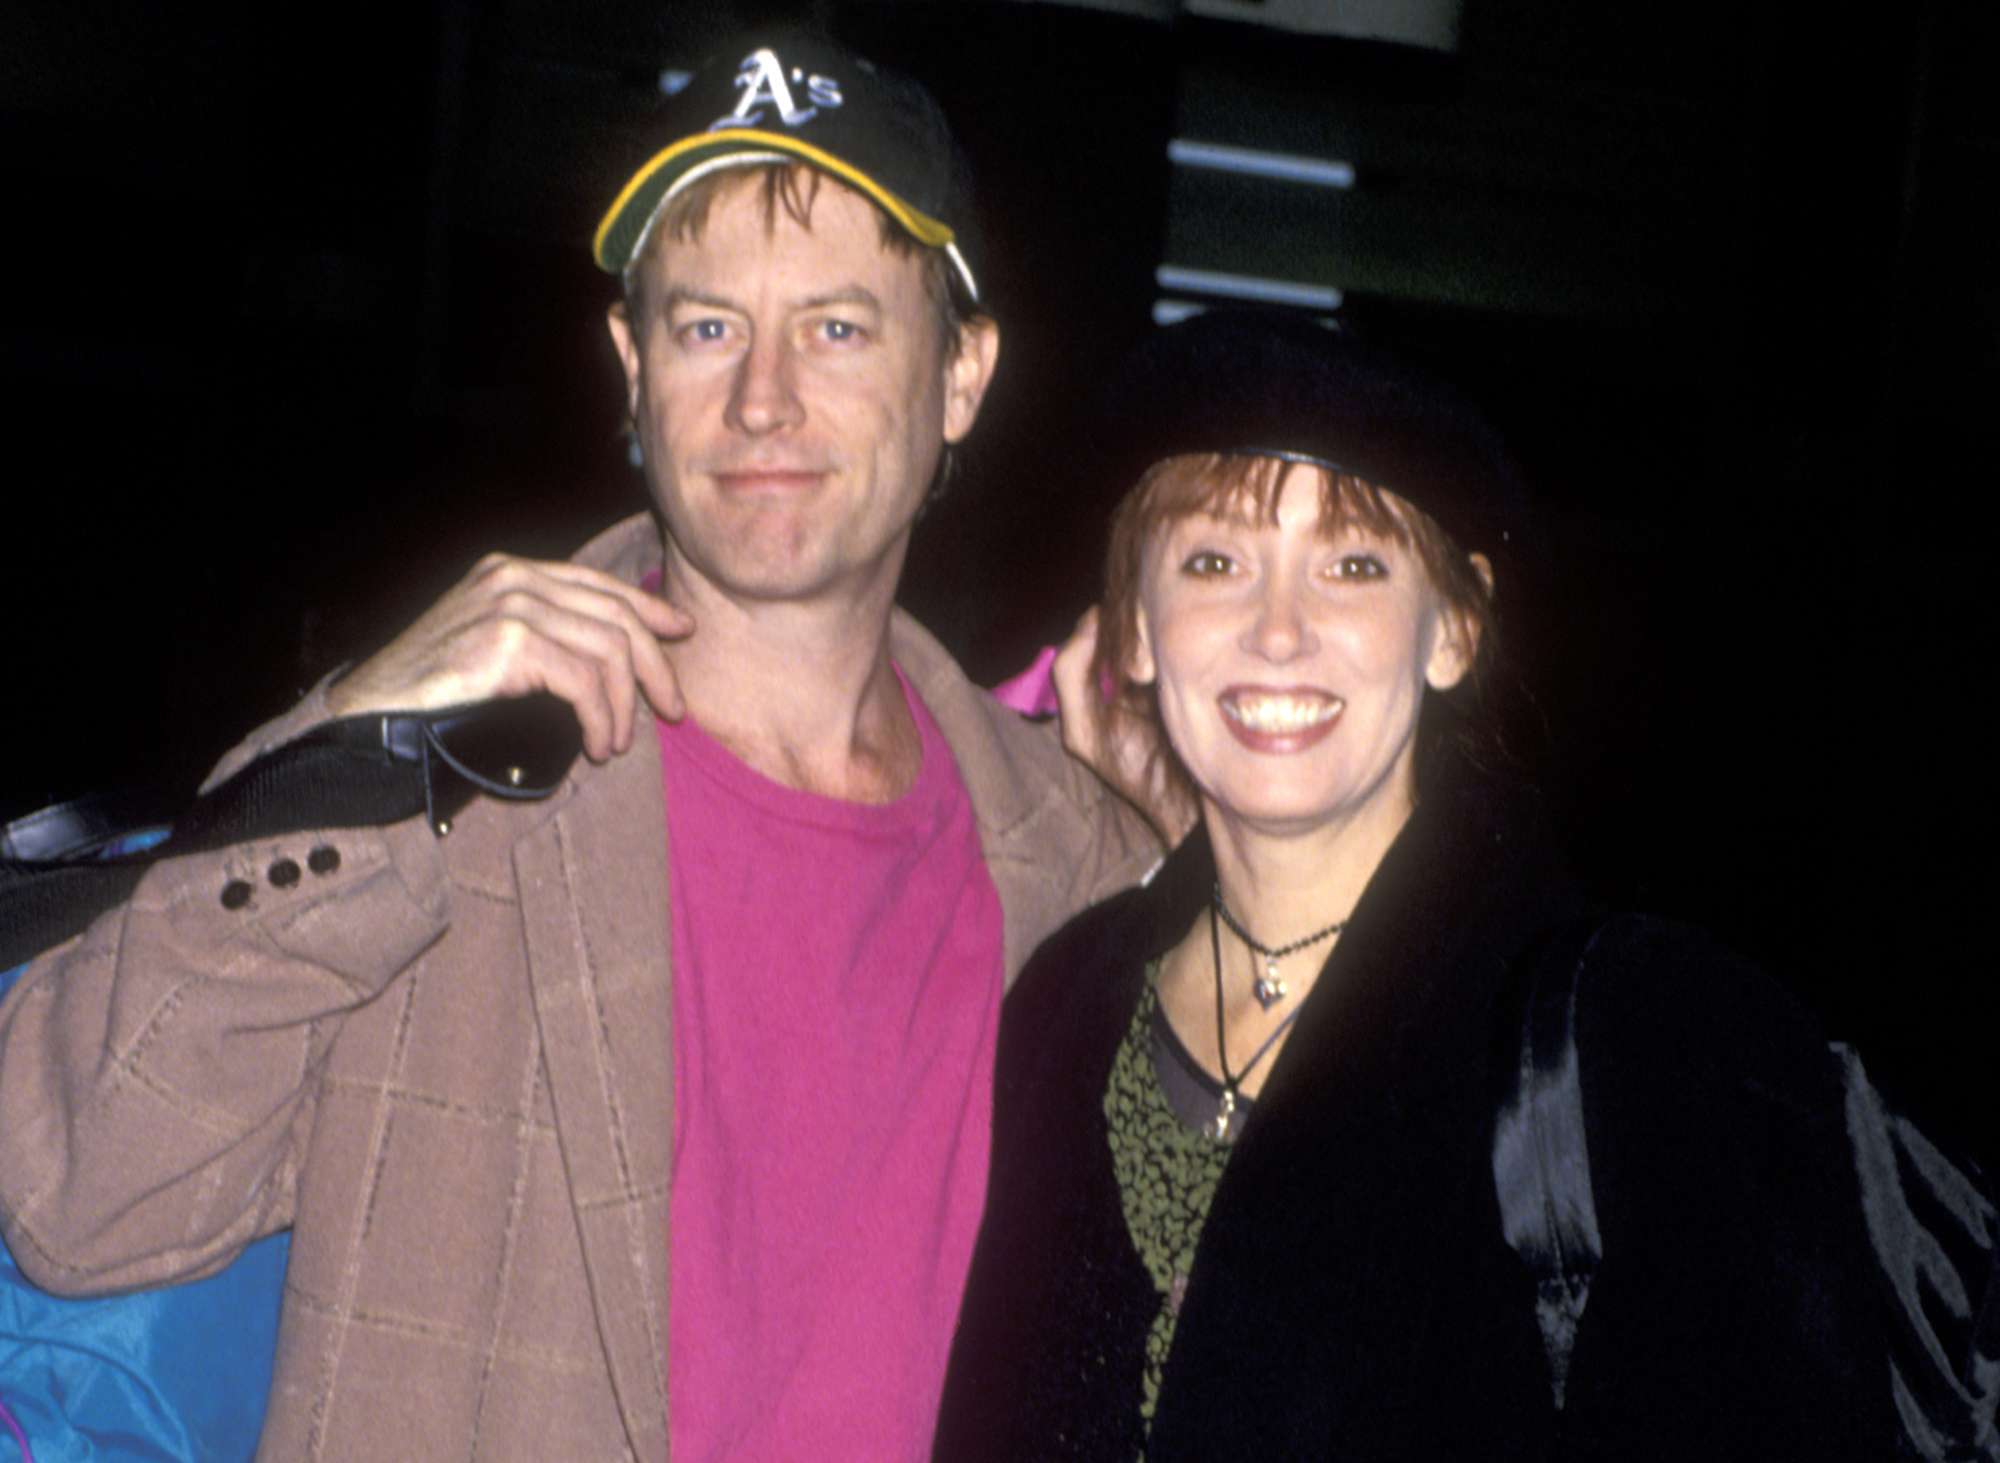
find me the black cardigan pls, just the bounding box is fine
[935,756,1896,1460]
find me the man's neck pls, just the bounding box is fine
[662,558,921,805]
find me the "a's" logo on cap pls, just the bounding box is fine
[709,48,844,132]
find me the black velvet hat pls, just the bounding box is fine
[1097,311,1533,566]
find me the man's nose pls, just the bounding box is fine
[725,335,805,435]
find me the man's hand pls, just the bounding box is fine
[326,555,693,761]
[1051,608,1198,848]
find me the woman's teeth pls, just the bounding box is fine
[1222,692,1343,733]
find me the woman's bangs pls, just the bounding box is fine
[1133,453,1415,550]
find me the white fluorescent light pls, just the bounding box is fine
[1153,300,1342,328]
[1168,140,1356,190]
[1154,266,1343,311]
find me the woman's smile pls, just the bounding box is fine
[1218,686,1345,750]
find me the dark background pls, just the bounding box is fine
[4,2,1992,1147]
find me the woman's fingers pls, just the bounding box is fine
[1049,604,1195,846]
[1050,608,1103,766]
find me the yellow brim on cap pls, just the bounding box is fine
[592,128,955,273]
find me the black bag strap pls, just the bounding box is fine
[1493,914,1609,1410]
[0,694,579,973]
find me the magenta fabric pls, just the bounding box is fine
[658,674,1005,1462]
[987,645,1061,717]
[987,645,1123,719]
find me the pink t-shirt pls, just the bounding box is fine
[659,675,1004,1461]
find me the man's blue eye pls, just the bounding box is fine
[823,319,858,341]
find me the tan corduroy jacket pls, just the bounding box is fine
[0,514,1159,1461]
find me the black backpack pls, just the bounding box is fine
[1497,914,2000,1457]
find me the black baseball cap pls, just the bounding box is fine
[593,29,980,304]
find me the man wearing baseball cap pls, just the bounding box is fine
[0,29,1157,1460]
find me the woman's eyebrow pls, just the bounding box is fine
[1182,505,1264,531]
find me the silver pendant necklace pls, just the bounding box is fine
[1211,882,1346,1010]
[1207,902,1304,1141]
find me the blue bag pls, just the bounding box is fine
[0,1221,286,1463]
[0,701,578,1459]
[2,905,286,1460]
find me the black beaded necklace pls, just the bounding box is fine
[1211,882,1347,1009]
[1206,903,1304,1142]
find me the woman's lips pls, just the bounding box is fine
[1218,687,1344,751]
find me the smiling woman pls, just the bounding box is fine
[1103,452,1491,853]
[933,313,1919,1461]
[1135,464,1470,878]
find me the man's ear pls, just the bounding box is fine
[606,301,642,418]
[1424,552,1493,692]
[942,315,1001,444]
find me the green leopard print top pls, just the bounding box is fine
[1104,965,1236,1444]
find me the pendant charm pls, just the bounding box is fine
[1253,958,1287,1009]
[1212,1087,1237,1141]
